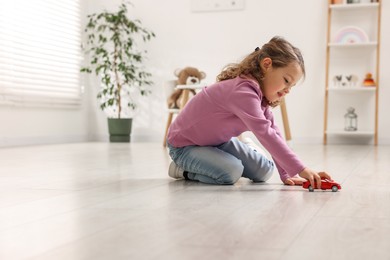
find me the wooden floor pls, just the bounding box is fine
[0,142,389,260]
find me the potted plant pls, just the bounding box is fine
[81,2,155,142]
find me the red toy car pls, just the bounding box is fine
[302,177,341,192]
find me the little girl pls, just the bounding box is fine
[166,36,330,188]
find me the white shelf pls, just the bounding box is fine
[328,86,376,92]
[330,3,379,10]
[326,130,375,137]
[328,42,377,47]
[324,1,381,145]
[176,84,206,90]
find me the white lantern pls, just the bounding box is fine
[344,107,358,131]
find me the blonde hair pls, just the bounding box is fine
[216,36,305,106]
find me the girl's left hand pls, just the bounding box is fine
[284,176,307,186]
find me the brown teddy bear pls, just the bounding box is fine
[167,67,206,109]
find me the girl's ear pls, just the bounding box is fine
[261,57,272,71]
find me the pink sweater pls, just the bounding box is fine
[167,76,305,181]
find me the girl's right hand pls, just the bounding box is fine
[298,168,332,189]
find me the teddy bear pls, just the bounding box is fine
[167,66,206,109]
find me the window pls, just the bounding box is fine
[0,0,82,107]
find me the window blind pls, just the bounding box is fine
[0,0,82,107]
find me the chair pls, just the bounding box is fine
[163,80,180,147]
[162,81,204,147]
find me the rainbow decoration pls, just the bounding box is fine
[333,26,369,44]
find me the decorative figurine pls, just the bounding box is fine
[334,26,369,44]
[333,75,342,87]
[333,74,358,87]
[363,73,376,87]
[344,107,358,131]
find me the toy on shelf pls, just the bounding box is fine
[302,177,342,192]
[333,26,369,44]
[333,74,358,87]
[363,73,376,87]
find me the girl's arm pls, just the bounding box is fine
[263,106,305,183]
[265,107,332,185]
[227,84,305,180]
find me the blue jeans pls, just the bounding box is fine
[167,137,274,185]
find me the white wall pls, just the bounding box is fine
[378,0,390,144]
[86,0,390,144]
[0,104,90,147]
[1,0,389,147]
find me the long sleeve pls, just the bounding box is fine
[264,107,300,182]
[226,81,305,180]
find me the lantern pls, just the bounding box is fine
[344,107,357,131]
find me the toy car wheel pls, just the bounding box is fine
[331,186,338,192]
[308,186,314,192]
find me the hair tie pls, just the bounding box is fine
[255,47,260,52]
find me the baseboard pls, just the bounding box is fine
[89,133,162,143]
[0,135,91,148]
[2,134,387,148]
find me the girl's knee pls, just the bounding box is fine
[217,174,240,185]
[216,162,243,185]
[252,171,273,182]
[251,161,275,182]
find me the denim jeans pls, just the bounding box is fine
[167,137,274,185]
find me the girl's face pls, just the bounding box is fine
[260,58,303,104]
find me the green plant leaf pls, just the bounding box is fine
[80,1,156,117]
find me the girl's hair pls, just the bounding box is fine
[217,36,305,88]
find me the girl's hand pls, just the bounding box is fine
[284,175,307,186]
[298,168,332,189]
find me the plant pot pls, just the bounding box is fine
[107,118,132,142]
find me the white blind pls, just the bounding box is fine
[0,0,82,107]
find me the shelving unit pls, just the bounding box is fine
[323,0,382,145]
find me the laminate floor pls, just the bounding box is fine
[0,142,389,260]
